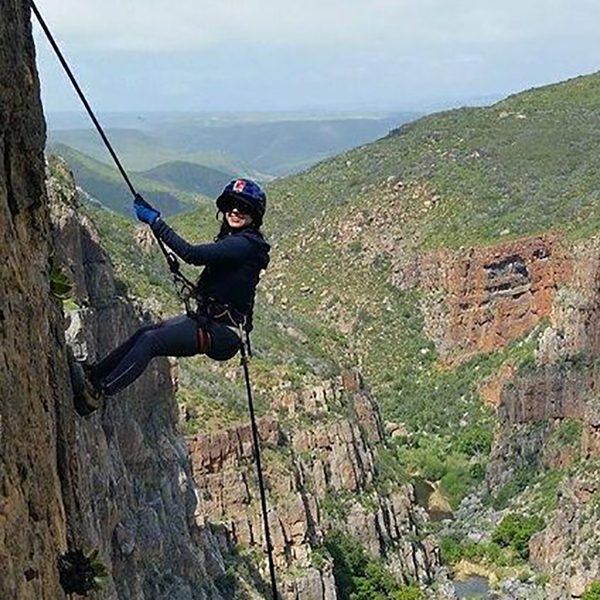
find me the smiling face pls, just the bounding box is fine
[225,205,254,229]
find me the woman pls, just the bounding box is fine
[72,178,270,416]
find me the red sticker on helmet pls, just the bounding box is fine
[233,179,246,193]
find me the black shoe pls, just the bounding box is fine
[69,360,105,417]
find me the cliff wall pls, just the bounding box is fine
[487,238,600,598]
[418,235,570,364]
[188,371,442,599]
[49,158,231,599]
[0,2,65,597]
[0,5,231,597]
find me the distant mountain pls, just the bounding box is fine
[139,161,233,198]
[48,112,420,178]
[48,128,262,177]
[49,143,200,217]
[49,128,176,171]
[150,114,418,175]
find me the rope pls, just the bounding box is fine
[33,3,279,595]
[239,339,279,600]
[30,1,136,197]
[30,0,194,297]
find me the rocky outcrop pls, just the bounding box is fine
[0,6,236,593]
[49,157,232,599]
[481,237,600,595]
[418,235,570,364]
[188,371,440,599]
[488,239,600,481]
[0,4,65,598]
[529,471,600,599]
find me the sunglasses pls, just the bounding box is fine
[223,200,252,215]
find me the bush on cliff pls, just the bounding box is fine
[492,513,544,560]
[325,531,423,600]
[583,582,600,600]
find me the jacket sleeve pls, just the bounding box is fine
[151,219,254,266]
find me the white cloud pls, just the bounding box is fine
[33,0,600,53]
[33,0,600,112]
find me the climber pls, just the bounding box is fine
[71,178,270,416]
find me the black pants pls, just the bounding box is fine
[93,314,241,395]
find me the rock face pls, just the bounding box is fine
[418,235,570,364]
[529,473,600,600]
[0,3,65,598]
[484,237,600,597]
[49,158,231,600]
[188,371,441,599]
[0,6,232,595]
[489,239,600,471]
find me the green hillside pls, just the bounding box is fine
[50,143,203,217]
[260,72,600,508]
[268,72,600,248]
[139,161,233,197]
[49,128,262,177]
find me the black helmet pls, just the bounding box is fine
[216,179,267,226]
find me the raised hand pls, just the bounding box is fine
[134,194,160,225]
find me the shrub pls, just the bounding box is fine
[439,536,507,567]
[454,425,492,456]
[492,514,544,559]
[325,531,423,600]
[583,582,600,600]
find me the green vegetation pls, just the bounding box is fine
[49,265,74,299]
[441,513,544,568]
[378,432,488,509]
[440,536,510,568]
[583,582,600,600]
[529,469,564,513]
[325,531,423,600]
[51,143,201,217]
[548,419,584,447]
[487,462,566,514]
[58,548,110,596]
[492,514,545,559]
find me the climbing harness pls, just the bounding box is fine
[31,2,278,597]
[190,294,253,355]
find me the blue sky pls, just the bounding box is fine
[33,0,600,113]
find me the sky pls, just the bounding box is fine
[33,0,600,113]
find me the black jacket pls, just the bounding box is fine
[152,219,270,330]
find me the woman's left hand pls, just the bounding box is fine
[134,194,160,225]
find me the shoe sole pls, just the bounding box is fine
[69,360,104,416]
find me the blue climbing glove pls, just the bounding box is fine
[134,194,160,225]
